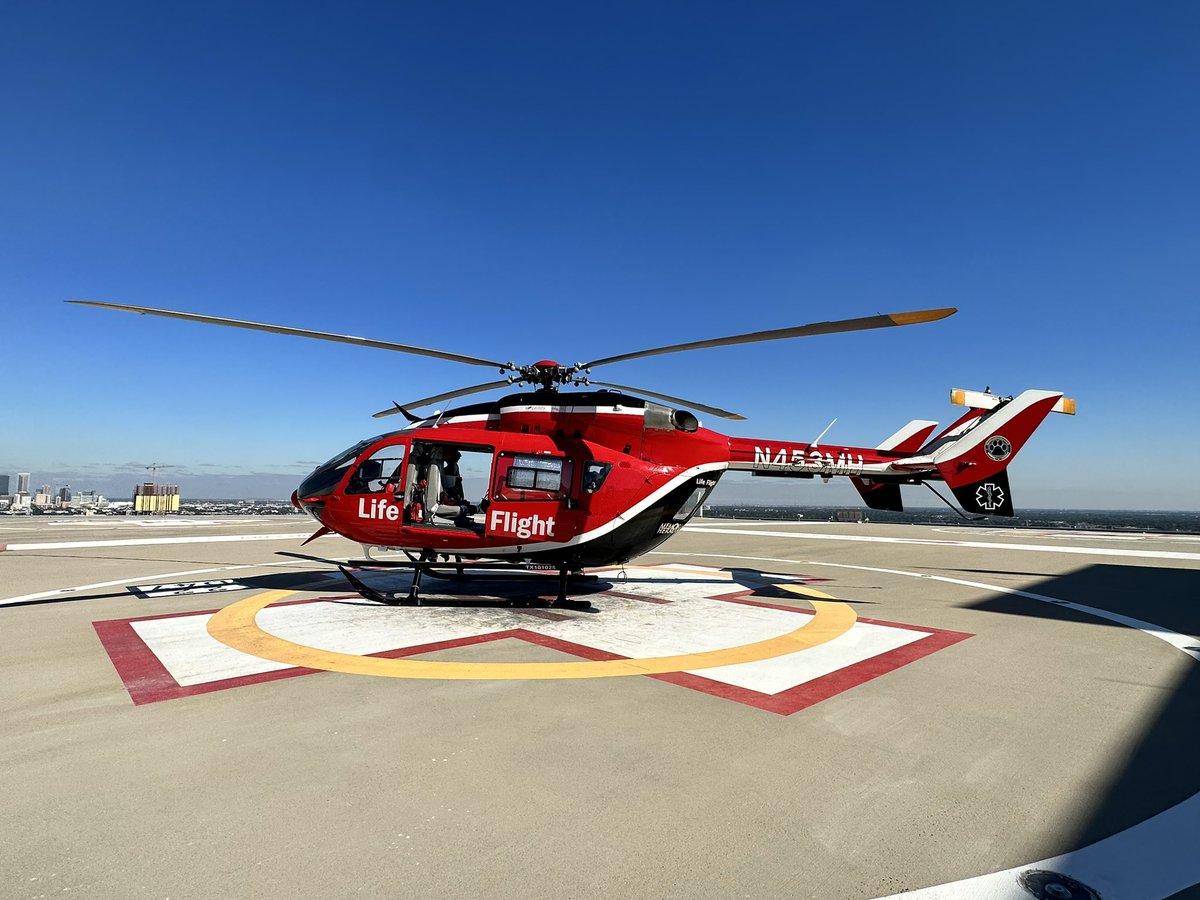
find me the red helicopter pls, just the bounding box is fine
[69,301,1073,609]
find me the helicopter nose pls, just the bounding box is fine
[293,488,327,523]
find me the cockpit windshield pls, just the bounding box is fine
[298,434,389,499]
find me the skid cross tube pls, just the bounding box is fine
[337,560,596,610]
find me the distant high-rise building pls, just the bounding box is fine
[17,472,30,494]
[40,484,50,496]
[0,475,9,495]
[59,486,72,503]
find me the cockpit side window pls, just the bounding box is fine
[346,444,406,495]
[582,461,612,493]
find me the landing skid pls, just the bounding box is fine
[337,561,597,611]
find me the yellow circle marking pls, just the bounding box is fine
[206,583,856,680]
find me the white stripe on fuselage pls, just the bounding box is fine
[497,405,646,416]
[401,413,499,431]
[400,405,647,431]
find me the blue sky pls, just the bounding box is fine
[2,2,1197,508]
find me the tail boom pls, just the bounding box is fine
[726,388,1071,517]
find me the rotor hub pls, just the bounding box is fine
[513,359,585,391]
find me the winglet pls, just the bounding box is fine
[889,307,957,326]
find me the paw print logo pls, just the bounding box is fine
[984,435,1012,462]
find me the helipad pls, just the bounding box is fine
[2,516,1198,899]
[93,564,967,707]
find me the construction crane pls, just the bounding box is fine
[143,463,172,515]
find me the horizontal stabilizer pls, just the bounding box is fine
[877,420,938,454]
[951,388,1075,416]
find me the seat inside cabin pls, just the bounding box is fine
[410,445,487,531]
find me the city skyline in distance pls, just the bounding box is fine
[0,462,304,504]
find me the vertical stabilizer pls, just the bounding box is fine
[932,390,1063,489]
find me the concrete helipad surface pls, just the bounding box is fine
[2,515,1199,899]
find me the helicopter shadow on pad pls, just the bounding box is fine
[314,564,874,609]
[958,563,1200,862]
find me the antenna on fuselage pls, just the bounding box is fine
[811,418,837,447]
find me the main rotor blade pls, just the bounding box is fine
[589,380,745,420]
[67,300,513,370]
[581,307,957,369]
[372,380,513,418]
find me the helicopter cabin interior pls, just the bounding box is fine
[343,439,613,535]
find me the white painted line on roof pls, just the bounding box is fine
[659,551,1199,661]
[0,559,321,607]
[932,526,1200,543]
[0,518,310,535]
[681,526,1200,561]
[653,549,1200,897]
[0,532,313,552]
[817,560,1200,660]
[688,520,843,527]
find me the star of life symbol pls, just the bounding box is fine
[984,435,1012,461]
[976,482,1005,511]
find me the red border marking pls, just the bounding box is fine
[647,628,970,714]
[93,617,325,706]
[93,585,973,713]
